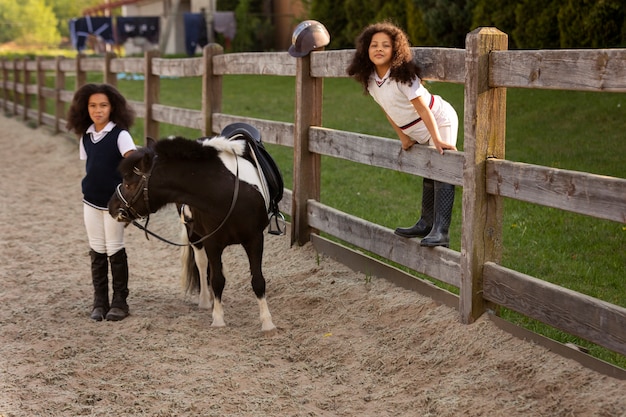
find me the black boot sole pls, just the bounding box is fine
[420,240,450,248]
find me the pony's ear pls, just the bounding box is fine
[146,136,157,150]
[140,152,153,171]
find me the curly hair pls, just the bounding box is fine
[66,83,135,134]
[346,22,421,94]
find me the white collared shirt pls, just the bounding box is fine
[79,121,136,160]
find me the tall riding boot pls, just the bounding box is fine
[394,178,434,238]
[89,249,109,321]
[420,181,455,248]
[106,248,130,321]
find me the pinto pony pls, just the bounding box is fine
[108,128,282,334]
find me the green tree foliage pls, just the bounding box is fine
[51,0,102,40]
[309,0,350,48]
[405,2,435,46]
[308,0,431,49]
[22,0,61,47]
[416,0,476,47]
[217,0,275,52]
[0,0,61,48]
[558,0,625,48]
[471,0,520,47]
[231,0,274,51]
[306,0,625,49]
[308,0,474,48]
[513,0,563,48]
[0,0,21,43]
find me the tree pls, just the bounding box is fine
[50,0,102,41]
[0,0,22,43]
[0,0,61,48]
[309,0,350,48]
[309,0,430,49]
[513,0,563,48]
[18,0,61,47]
[415,0,476,47]
[558,0,624,48]
[471,0,520,47]
[405,1,434,46]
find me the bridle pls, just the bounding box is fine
[115,157,155,223]
[114,152,241,247]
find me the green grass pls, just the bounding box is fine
[30,72,626,366]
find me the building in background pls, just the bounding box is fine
[82,0,305,55]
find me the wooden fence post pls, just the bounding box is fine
[291,52,323,246]
[22,59,31,121]
[36,56,45,127]
[76,54,86,89]
[104,52,117,86]
[1,58,7,112]
[54,56,65,134]
[12,59,18,116]
[144,50,160,145]
[201,43,223,136]
[460,27,508,324]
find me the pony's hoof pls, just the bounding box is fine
[262,327,278,337]
[211,320,226,328]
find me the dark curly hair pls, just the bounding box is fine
[346,22,420,94]
[66,83,135,134]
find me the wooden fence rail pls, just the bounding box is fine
[1,27,625,361]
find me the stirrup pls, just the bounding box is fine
[268,212,286,235]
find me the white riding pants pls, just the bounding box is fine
[83,203,125,255]
[427,100,458,147]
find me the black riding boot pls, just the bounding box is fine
[420,182,455,248]
[106,248,130,321]
[89,249,109,321]
[394,178,434,238]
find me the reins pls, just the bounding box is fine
[117,150,241,247]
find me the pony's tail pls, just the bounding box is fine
[179,224,200,295]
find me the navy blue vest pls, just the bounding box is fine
[81,126,124,209]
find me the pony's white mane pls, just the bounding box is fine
[199,136,246,156]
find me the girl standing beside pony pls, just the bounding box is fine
[347,21,459,248]
[66,83,137,321]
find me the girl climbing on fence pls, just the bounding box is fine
[347,21,459,247]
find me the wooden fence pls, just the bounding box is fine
[2,27,625,364]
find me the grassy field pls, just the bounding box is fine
[35,72,626,366]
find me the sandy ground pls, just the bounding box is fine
[1,113,625,417]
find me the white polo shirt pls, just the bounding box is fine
[368,69,453,144]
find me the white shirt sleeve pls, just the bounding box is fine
[79,137,87,160]
[117,130,137,156]
[398,77,428,101]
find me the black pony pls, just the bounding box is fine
[108,127,283,334]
